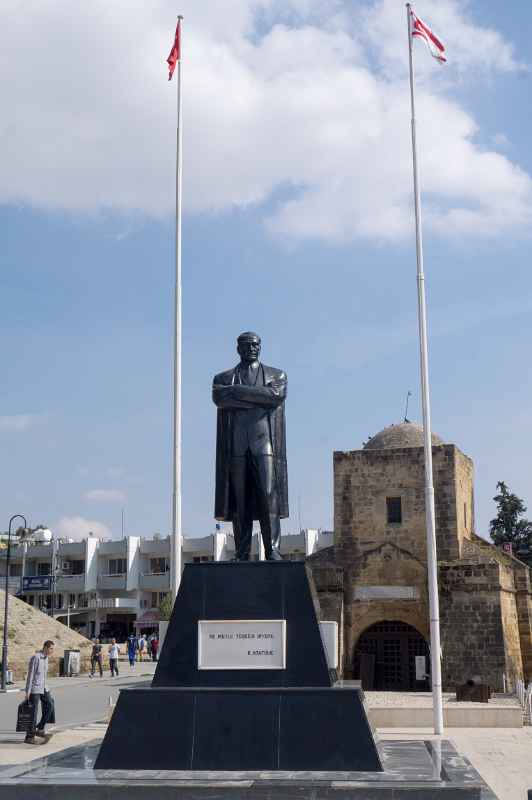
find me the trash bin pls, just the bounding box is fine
[63,649,81,676]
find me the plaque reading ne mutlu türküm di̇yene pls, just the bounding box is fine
[197,619,286,670]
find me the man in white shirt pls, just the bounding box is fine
[108,639,120,677]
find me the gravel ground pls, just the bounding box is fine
[365,691,522,707]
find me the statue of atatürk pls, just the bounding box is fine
[212,332,288,561]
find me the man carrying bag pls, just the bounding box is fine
[23,640,55,745]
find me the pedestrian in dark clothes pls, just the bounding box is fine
[126,633,137,667]
[150,636,159,662]
[90,638,103,677]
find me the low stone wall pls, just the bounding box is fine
[369,704,523,728]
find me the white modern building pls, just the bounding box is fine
[0,529,333,640]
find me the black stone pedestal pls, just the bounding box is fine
[95,686,381,771]
[95,562,382,772]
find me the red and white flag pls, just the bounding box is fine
[167,19,181,81]
[410,8,446,63]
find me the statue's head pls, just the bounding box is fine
[237,331,261,364]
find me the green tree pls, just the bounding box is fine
[489,481,532,563]
[158,593,174,621]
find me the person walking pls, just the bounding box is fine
[90,638,103,678]
[138,635,146,662]
[108,639,120,677]
[150,635,159,662]
[24,640,55,745]
[126,633,137,668]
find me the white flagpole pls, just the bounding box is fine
[406,3,444,735]
[171,16,184,602]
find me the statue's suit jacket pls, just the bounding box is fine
[212,363,289,522]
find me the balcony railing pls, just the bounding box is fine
[98,541,127,556]
[97,573,127,590]
[56,573,85,592]
[2,576,22,595]
[139,572,171,591]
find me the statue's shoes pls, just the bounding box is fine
[266,550,283,561]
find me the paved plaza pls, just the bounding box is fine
[2,723,531,798]
[0,659,157,736]
[379,728,532,800]
[1,664,531,799]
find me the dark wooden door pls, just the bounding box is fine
[354,621,429,691]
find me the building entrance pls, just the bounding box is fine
[353,620,429,691]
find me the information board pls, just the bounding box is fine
[198,619,286,670]
[22,576,52,591]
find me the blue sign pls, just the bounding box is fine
[22,576,52,591]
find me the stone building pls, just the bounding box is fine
[308,421,532,692]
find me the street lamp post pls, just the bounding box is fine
[1,514,28,692]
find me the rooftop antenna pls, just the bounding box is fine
[404,390,412,423]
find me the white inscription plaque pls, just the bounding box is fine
[198,620,286,670]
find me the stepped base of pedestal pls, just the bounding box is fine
[94,685,382,772]
[1,738,490,799]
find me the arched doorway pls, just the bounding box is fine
[353,620,429,691]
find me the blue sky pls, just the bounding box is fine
[1,0,532,541]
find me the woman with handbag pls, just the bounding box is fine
[24,640,55,745]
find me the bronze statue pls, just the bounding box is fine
[212,332,288,561]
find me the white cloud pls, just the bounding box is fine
[54,515,111,541]
[84,489,126,504]
[0,0,530,242]
[0,414,44,433]
[361,0,524,78]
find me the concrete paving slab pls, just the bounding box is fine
[379,727,532,800]
[0,724,106,765]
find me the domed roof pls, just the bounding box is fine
[363,421,444,450]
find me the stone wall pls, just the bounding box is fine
[334,448,429,565]
[438,562,524,691]
[0,589,92,681]
[454,449,475,555]
[307,548,345,674]
[514,562,532,681]
[333,444,472,568]
[500,586,525,686]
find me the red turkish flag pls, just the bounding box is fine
[410,8,446,63]
[167,20,181,81]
